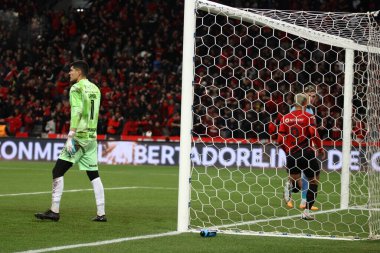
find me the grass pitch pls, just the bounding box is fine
[0,161,379,253]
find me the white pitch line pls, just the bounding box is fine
[217,208,349,229]
[0,186,177,197]
[0,186,342,198]
[15,231,182,253]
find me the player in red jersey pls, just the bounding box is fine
[278,93,326,220]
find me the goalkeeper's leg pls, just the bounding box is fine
[35,159,73,221]
[87,170,107,222]
[81,141,107,222]
[50,160,73,213]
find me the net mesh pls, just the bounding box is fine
[244,9,374,45]
[189,1,380,239]
[366,15,380,238]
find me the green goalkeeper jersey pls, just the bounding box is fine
[69,79,101,145]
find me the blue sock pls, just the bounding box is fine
[301,172,308,200]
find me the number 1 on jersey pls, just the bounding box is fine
[90,99,94,120]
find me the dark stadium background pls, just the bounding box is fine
[0,0,379,140]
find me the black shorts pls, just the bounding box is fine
[286,149,320,178]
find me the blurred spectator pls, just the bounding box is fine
[167,112,181,136]
[23,110,35,133]
[45,115,56,134]
[4,109,22,136]
[353,119,366,142]
[107,112,124,136]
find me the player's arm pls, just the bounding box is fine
[66,86,83,156]
[69,86,83,131]
[308,116,326,159]
[277,118,288,152]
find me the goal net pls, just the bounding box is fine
[178,0,380,239]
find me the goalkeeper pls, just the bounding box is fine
[278,93,326,220]
[35,60,106,222]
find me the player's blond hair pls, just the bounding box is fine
[294,93,308,107]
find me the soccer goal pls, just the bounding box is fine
[178,0,380,240]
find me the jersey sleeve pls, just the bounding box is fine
[69,85,83,129]
[278,117,288,134]
[277,117,288,150]
[308,115,322,150]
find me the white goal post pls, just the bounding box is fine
[178,0,380,239]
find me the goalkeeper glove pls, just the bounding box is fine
[66,130,76,157]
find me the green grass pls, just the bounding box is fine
[191,167,370,238]
[0,161,379,253]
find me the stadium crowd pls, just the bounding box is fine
[0,0,378,139]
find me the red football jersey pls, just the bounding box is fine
[277,110,322,154]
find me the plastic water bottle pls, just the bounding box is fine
[200,229,217,237]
